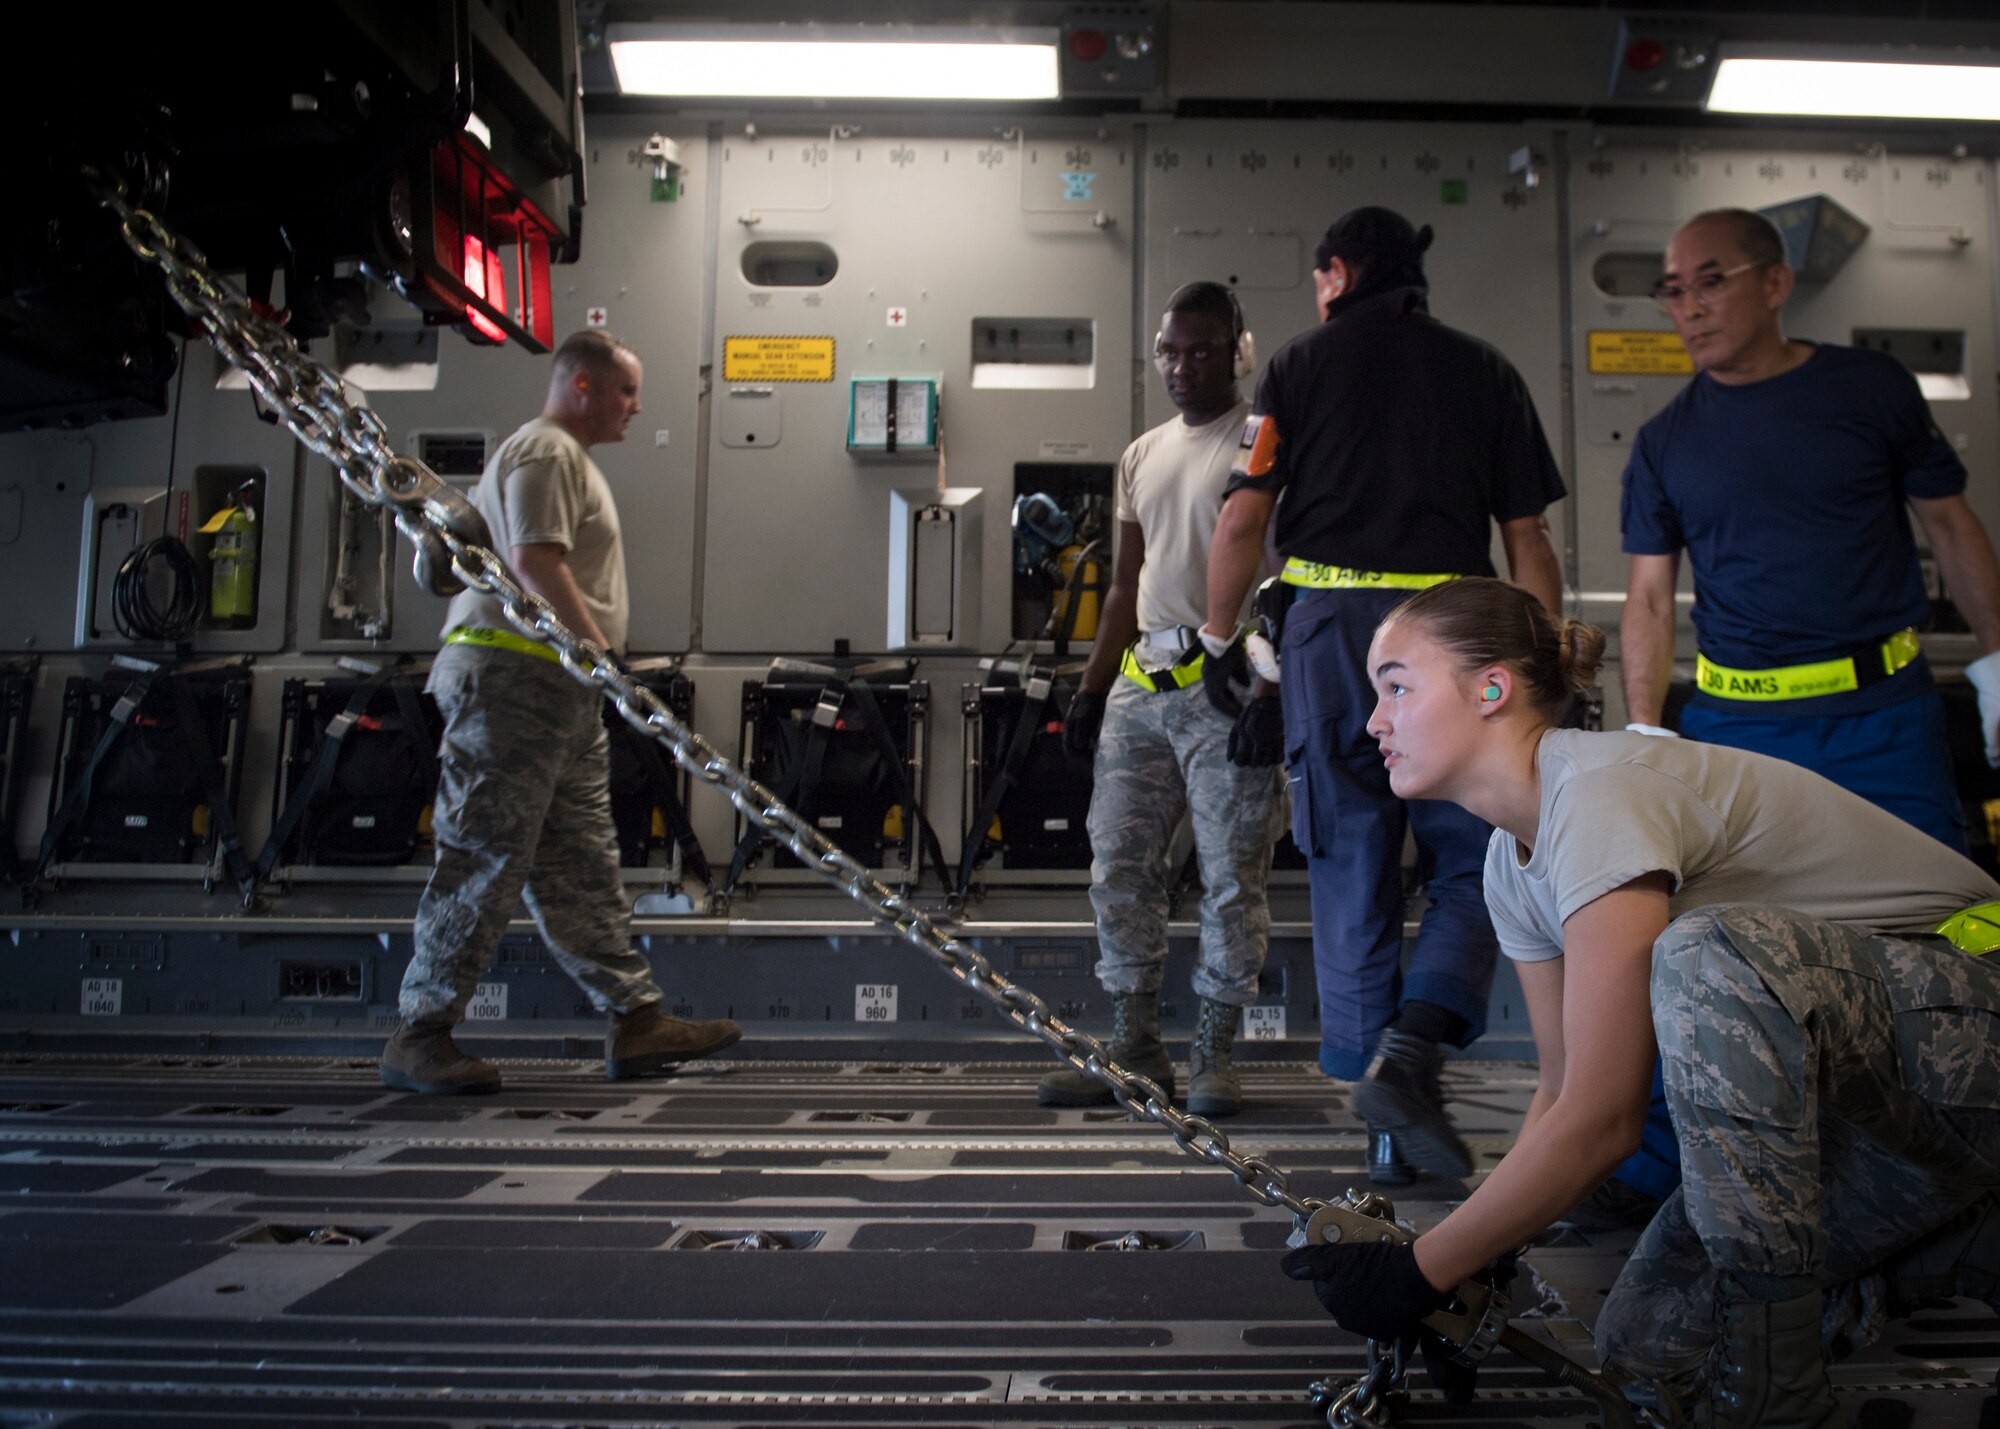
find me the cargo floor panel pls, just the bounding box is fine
[0,1055,1992,1427]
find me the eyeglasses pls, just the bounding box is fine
[1650,260,1773,313]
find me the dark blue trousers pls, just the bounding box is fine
[1617,686,1970,1200]
[1680,689,1969,856]
[1279,588,1499,1080]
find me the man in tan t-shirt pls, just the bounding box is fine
[1035,282,1284,1118]
[381,330,739,1094]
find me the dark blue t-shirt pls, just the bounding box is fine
[1621,343,1966,715]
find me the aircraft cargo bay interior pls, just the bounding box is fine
[4,1,2000,1425]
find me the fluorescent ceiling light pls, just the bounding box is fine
[610,29,1060,100]
[1708,54,2000,121]
[1918,373,1971,402]
[971,362,1096,391]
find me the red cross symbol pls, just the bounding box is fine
[586,307,608,328]
[886,307,908,327]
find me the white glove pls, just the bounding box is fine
[1966,651,2000,767]
[1198,627,1236,660]
[1624,722,1678,738]
[1245,631,1281,684]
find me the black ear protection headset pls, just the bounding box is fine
[1154,282,1257,381]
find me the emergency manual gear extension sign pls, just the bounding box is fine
[724,336,837,382]
[1587,330,1694,376]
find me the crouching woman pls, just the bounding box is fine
[1283,576,2000,1426]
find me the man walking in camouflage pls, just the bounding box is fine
[381,330,740,1094]
[1038,282,1284,1118]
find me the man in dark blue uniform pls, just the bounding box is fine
[1623,207,2000,851]
[1615,206,2000,1215]
[1202,206,1566,1183]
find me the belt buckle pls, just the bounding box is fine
[1882,628,1921,675]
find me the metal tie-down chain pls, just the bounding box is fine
[80,164,1317,1214]
[84,167,1662,1429]
[1309,1336,1408,1428]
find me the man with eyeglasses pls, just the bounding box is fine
[1600,206,2000,1416]
[1611,207,2000,1227]
[1623,206,2000,850]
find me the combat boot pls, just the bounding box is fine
[1367,1125,1415,1186]
[379,1018,502,1095]
[606,1002,742,1080]
[1037,991,1175,1106]
[1696,1276,1845,1429]
[1186,997,1244,1117]
[1353,1027,1474,1180]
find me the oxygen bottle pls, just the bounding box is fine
[1049,543,1103,641]
[201,484,259,627]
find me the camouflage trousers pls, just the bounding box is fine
[399,644,662,1024]
[1087,676,1285,1004]
[1597,904,2000,1394]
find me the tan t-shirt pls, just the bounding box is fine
[1485,727,2000,962]
[443,418,631,653]
[1115,400,1253,635]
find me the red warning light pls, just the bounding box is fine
[1068,27,1107,63]
[1625,38,1666,72]
[461,236,507,343]
[420,132,560,352]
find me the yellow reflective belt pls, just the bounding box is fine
[1119,644,1204,693]
[445,625,562,664]
[1280,559,1461,591]
[1936,899,2000,956]
[1694,629,1921,703]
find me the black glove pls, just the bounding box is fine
[1411,1251,1520,1404]
[1279,1240,1451,1342]
[1228,694,1285,767]
[1199,634,1250,718]
[1063,689,1107,760]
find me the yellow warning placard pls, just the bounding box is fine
[1588,330,1694,376]
[723,336,836,382]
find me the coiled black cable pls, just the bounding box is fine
[112,535,203,642]
[110,331,202,644]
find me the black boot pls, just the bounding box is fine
[1367,1125,1415,1186]
[1696,1276,1845,1429]
[1186,997,1243,1117]
[1353,1027,1473,1180]
[1038,991,1175,1106]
